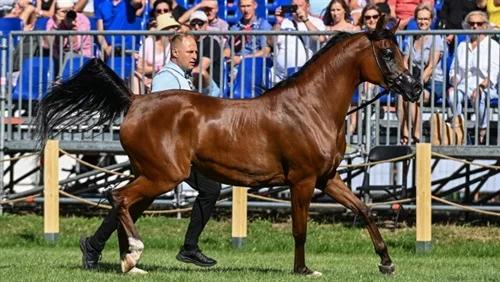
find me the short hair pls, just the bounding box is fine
[171,33,196,49]
[323,0,351,26]
[463,10,490,29]
[413,3,434,20]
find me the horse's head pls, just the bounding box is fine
[362,16,422,102]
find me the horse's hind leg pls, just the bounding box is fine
[324,173,394,274]
[112,176,176,273]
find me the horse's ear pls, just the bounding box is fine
[390,19,400,34]
[375,14,386,32]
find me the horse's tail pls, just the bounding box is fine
[35,58,132,149]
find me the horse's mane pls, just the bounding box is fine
[266,28,396,92]
[269,31,359,91]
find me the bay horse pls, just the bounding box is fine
[36,19,421,275]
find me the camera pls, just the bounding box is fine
[281,4,297,14]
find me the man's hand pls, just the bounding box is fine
[192,68,211,88]
[295,6,308,22]
[274,7,284,25]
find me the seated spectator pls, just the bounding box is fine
[270,0,326,81]
[95,0,145,58]
[357,3,381,31]
[323,0,359,31]
[146,0,171,29]
[189,10,223,94]
[387,0,434,30]
[131,12,179,94]
[224,0,272,66]
[398,3,444,144]
[439,0,480,46]
[35,0,55,18]
[477,0,500,28]
[46,0,92,72]
[3,0,37,30]
[447,11,499,145]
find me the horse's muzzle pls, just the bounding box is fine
[392,73,422,103]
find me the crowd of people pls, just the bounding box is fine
[2,0,500,145]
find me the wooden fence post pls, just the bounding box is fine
[44,140,59,242]
[231,186,247,248]
[416,143,432,253]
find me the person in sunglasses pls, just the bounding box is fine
[447,10,499,145]
[357,4,382,31]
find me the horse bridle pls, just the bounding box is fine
[346,41,403,115]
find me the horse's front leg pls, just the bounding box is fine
[290,178,321,276]
[323,173,394,274]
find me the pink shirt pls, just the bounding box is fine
[46,13,92,58]
[388,0,434,21]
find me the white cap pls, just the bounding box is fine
[189,10,208,23]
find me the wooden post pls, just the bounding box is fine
[231,186,247,248]
[416,143,432,253]
[44,140,59,242]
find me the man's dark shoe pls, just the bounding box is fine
[80,236,101,270]
[176,248,217,267]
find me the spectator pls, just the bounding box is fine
[439,0,481,45]
[162,0,186,20]
[3,0,37,30]
[323,0,359,31]
[224,0,272,66]
[348,0,366,24]
[177,0,228,45]
[357,3,382,30]
[398,3,444,144]
[95,0,145,58]
[447,11,499,145]
[189,10,223,93]
[46,0,92,73]
[270,0,326,81]
[146,0,171,29]
[477,0,500,27]
[131,12,179,94]
[387,0,434,30]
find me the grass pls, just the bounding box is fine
[0,214,499,281]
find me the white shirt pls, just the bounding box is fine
[274,16,326,81]
[450,36,500,93]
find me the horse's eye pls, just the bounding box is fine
[381,49,394,59]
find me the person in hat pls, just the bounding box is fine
[177,0,228,45]
[188,10,223,91]
[45,0,92,70]
[131,12,180,94]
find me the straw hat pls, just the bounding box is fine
[156,13,180,30]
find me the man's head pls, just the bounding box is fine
[292,0,309,14]
[189,10,209,31]
[202,0,218,22]
[239,0,257,21]
[171,34,198,71]
[463,11,489,41]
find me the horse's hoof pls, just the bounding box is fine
[293,267,322,277]
[378,263,395,275]
[307,270,322,277]
[127,266,148,275]
[121,253,137,273]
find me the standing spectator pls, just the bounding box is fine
[95,0,145,58]
[189,10,223,93]
[270,0,326,81]
[477,0,500,27]
[323,0,359,31]
[387,0,434,30]
[131,12,180,94]
[224,0,272,66]
[399,3,444,144]
[439,0,481,46]
[447,11,499,145]
[45,0,92,75]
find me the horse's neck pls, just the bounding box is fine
[297,38,364,124]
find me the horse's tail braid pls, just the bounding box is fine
[35,58,132,149]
